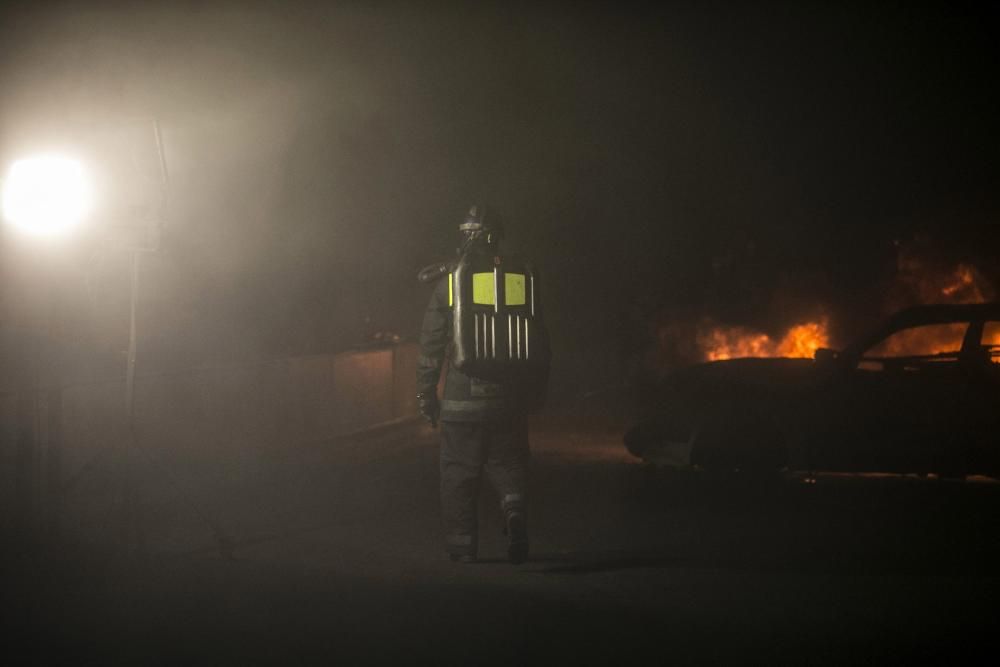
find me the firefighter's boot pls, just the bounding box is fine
[503,495,528,564]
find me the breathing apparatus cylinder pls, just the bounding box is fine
[450,249,549,387]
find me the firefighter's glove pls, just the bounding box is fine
[416,392,440,428]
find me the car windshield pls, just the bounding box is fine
[982,322,1000,363]
[858,322,968,371]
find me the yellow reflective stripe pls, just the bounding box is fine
[452,272,527,306]
[473,273,495,305]
[505,273,525,306]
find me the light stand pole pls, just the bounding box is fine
[125,119,167,416]
[116,119,233,561]
[117,119,164,559]
[119,246,144,557]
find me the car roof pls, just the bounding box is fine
[841,302,1000,358]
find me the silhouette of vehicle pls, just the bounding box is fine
[624,303,1000,476]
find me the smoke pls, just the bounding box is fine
[0,4,432,370]
[1,3,997,398]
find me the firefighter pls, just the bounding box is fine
[416,205,550,564]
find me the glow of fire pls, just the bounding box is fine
[651,258,998,375]
[939,263,987,303]
[700,319,830,361]
[699,261,993,362]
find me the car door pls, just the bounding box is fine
[951,320,1000,474]
[811,321,969,473]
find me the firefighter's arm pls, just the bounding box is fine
[416,278,450,426]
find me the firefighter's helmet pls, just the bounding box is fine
[459,204,503,249]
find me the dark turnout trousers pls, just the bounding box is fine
[440,418,529,557]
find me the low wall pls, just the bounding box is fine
[67,342,417,457]
[0,342,420,544]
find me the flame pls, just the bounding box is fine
[895,256,993,307]
[700,319,829,361]
[644,242,998,378]
[939,263,988,303]
[941,265,975,298]
[700,328,772,361]
[882,257,997,360]
[778,321,830,358]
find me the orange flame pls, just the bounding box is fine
[647,248,997,377]
[700,319,830,361]
[895,258,993,307]
[939,263,988,303]
[778,321,830,358]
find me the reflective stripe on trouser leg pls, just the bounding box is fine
[484,420,529,555]
[502,493,525,514]
[445,534,475,551]
[483,418,529,518]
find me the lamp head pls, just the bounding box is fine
[2,154,92,237]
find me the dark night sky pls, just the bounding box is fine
[1,1,997,394]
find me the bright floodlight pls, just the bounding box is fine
[2,155,92,236]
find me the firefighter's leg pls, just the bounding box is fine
[484,417,530,564]
[440,421,487,559]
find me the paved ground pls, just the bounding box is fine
[5,415,1000,665]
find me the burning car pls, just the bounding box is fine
[624,303,1000,476]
